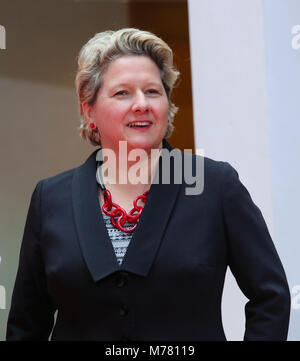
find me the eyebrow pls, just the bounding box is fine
[110,81,164,89]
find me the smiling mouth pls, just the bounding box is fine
[127,121,152,128]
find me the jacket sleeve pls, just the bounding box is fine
[221,162,290,341]
[6,181,56,340]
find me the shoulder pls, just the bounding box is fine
[170,148,240,197]
[37,167,76,196]
[183,151,239,186]
[24,169,77,214]
[203,156,236,178]
[37,149,98,194]
[162,140,238,184]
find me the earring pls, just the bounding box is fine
[89,122,96,130]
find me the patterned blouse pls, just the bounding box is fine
[101,211,134,266]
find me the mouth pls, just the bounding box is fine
[127,121,153,129]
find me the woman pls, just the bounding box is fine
[6,28,290,341]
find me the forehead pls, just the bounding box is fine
[102,55,162,86]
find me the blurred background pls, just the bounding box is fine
[0,0,194,341]
[0,0,299,341]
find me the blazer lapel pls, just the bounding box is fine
[72,149,120,282]
[72,140,181,282]
[121,140,181,276]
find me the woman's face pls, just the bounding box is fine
[85,55,169,152]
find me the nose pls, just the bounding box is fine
[131,91,150,114]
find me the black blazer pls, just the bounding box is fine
[6,140,290,341]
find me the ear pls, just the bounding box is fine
[81,101,94,122]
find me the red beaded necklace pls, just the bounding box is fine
[102,188,149,233]
[96,156,149,233]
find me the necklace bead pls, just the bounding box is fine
[102,189,148,233]
[96,153,149,233]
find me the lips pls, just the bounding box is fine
[127,121,153,128]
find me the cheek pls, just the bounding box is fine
[160,100,170,121]
[152,97,169,118]
[95,104,127,126]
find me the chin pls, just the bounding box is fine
[126,137,162,151]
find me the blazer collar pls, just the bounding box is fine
[72,140,181,282]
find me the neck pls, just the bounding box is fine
[100,140,162,194]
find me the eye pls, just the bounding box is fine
[114,90,128,96]
[146,89,160,95]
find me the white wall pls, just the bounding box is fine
[188,0,299,340]
[262,0,300,341]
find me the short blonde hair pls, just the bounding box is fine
[75,28,180,146]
